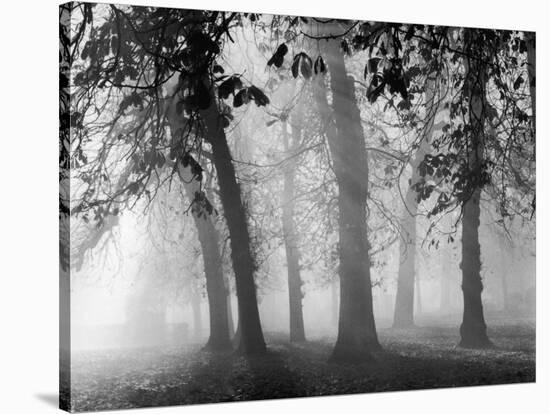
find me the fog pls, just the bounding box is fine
[60,3,536,410]
[70,206,534,351]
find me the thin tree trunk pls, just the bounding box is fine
[166,111,232,351]
[315,30,380,362]
[393,74,438,327]
[281,120,306,342]
[232,319,241,349]
[331,279,339,328]
[201,102,266,355]
[393,186,418,328]
[459,32,492,348]
[226,284,235,338]
[191,213,231,350]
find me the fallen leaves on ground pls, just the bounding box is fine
[70,320,535,411]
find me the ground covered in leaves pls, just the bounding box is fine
[70,319,535,411]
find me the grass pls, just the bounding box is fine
[69,318,535,412]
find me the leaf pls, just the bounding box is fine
[397,99,411,111]
[267,43,288,68]
[300,53,313,79]
[248,85,270,106]
[513,75,524,90]
[341,39,351,55]
[218,76,243,99]
[404,25,416,41]
[291,55,300,78]
[233,89,249,107]
[367,57,381,74]
[218,77,235,99]
[367,76,385,103]
[314,55,326,74]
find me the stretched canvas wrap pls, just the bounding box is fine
[59,1,536,412]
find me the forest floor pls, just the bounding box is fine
[70,318,535,411]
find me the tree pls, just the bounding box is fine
[70,4,269,354]
[311,23,380,362]
[281,116,306,342]
[165,103,232,350]
[393,74,441,328]
[359,24,534,347]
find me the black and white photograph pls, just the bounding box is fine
[57,1,538,411]
[2,0,549,413]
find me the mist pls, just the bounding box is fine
[60,3,536,411]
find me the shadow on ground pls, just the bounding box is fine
[69,320,535,412]
[35,393,58,408]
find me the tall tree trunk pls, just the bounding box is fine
[232,319,241,348]
[393,75,438,327]
[200,102,266,355]
[331,279,339,328]
[460,186,491,347]
[459,32,492,348]
[226,283,235,338]
[281,120,306,342]
[190,212,231,350]
[314,30,380,362]
[393,185,418,328]
[166,111,232,351]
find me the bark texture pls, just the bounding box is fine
[191,210,232,350]
[281,120,306,342]
[314,30,380,362]
[393,75,438,328]
[459,32,492,348]
[166,109,232,351]
[393,174,419,328]
[201,101,266,355]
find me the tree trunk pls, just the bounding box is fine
[166,110,232,351]
[331,279,339,328]
[232,319,241,349]
[315,30,380,362]
[226,285,235,338]
[201,103,266,355]
[393,186,417,328]
[459,186,491,347]
[281,120,306,342]
[459,33,492,348]
[191,213,231,350]
[393,74,438,328]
